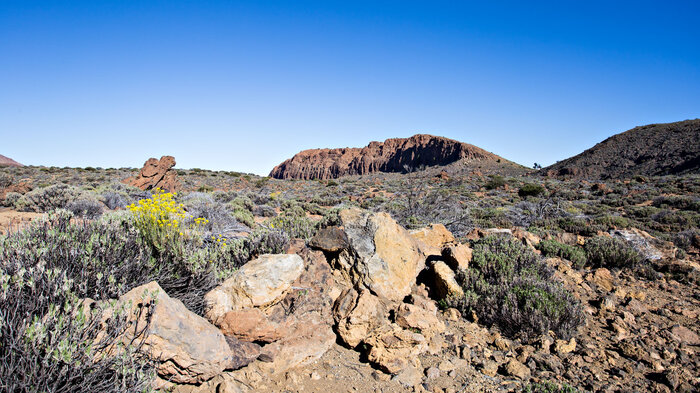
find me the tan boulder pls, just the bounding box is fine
[409,223,456,255]
[441,243,472,270]
[365,324,428,374]
[204,254,304,323]
[117,282,233,384]
[334,288,389,348]
[432,261,464,298]
[338,208,424,302]
[590,268,614,292]
[218,308,285,343]
[395,303,445,340]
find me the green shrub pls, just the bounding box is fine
[485,175,506,190]
[232,208,255,228]
[2,191,21,207]
[267,214,316,240]
[557,217,600,236]
[594,214,630,229]
[518,183,545,198]
[449,235,584,340]
[15,184,83,212]
[537,239,587,268]
[585,236,643,269]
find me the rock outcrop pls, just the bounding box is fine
[0,154,23,167]
[335,208,424,302]
[544,119,700,179]
[270,134,507,180]
[116,282,234,384]
[123,155,181,192]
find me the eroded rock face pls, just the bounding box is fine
[117,282,233,384]
[123,155,181,192]
[337,208,424,302]
[206,249,336,376]
[270,134,506,180]
[365,324,428,374]
[204,254,304,323]
[334,288,389,348]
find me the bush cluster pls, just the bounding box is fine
[584,236,643,269]
[449,235,584,340]
[14,184,83,212]
[523,381,580,393]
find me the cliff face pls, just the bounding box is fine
[544,119,700,179]
[270,134,505,180]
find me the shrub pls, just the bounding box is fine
[557,217,600,236]
[182,193,242,233]
[102,192,127,210]
[518,183,545,198]
[485,175,506,190]
[537,239,587,268]
[67,197,104,219]
[584,236,643,269]
[0,257,155,393]
[232,208,255,228]
[0,172,12,188]
[2,191,21,207]
[267,214,316,240]
[127,189,186,252]
[15,184,83,212]
[449,235,584,340]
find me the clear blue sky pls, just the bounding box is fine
[2,1,699,175]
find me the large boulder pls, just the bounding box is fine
[333,288,389,348]
[395,303,445,340]
[204,254,304,323]
[409,223,455,256]
[123,155,181,192]
[441,243,472,270]
[206,249,336,376]
[337,208,424,301]
[309,227,350,252]
[117,282,233,384]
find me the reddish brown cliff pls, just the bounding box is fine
[269,134,507,180]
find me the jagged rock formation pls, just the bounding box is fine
[545,119,700,179]
[0,154,23,167]
[270,134,508,180]
[123,155,181,192]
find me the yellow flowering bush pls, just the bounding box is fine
[127,189,186,250]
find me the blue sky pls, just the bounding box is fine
[1,1,699,175]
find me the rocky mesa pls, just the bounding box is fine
[270,134,511,180]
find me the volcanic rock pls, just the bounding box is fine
[270,134,509,180]
[116,281,233,384]
[544,119,700,179]
[336,208,424,302]
[0,154,23,167]
[123,155,181,192]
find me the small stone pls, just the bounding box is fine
[425,366,441,380]
[504,358,531,380]
[438,360,455,372]
[393,364,423,387]
[592,268,614,292]
[480,360,499,377]
[670,325,700,346]
[310,371,321,380]
[494,337,511,351]
[372,370,391,382]
[445,307,461,321]
[554,338,576,355]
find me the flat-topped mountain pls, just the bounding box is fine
[0,154,23,167]
[545,119,700,179]
[270,134,515,180]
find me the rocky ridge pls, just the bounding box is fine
[270,134,514,180]
[0,154,23,167]
[544,119,700,179]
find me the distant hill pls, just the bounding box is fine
[0,154,23,167]
[270,134,521,180]
[544,119,700,179]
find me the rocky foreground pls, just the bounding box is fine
[83,208,699,393]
